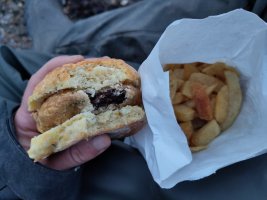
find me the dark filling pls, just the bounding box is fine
[87,88,126,109]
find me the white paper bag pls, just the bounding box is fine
[127,9,267,189]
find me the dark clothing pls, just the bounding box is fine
[1,0,267,199]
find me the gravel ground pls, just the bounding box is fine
[0,0,141,49]
[0,0,32,49]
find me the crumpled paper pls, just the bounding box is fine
[127,9,267,188]
[126,9,267,189]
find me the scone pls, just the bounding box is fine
[27,58,146,161]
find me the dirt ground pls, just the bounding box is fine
[0,0,141,49]
[0,0,32,48]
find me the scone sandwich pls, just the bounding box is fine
[27,58,146,161]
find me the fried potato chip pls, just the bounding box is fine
[169,69,185,99]
[170,79,179,100]
[191,120,221,146]
[172,92,185,104]
[181,81,193,98]
[196,63,210,70]
[189,72,224,92]
[174,104,195,122]
[171,68,184,80]
[180,121,193,140]
[215,85,229,124]
[183,63,199,80]
[202,62,240,79]
[183,100,195,108]
[190,145,207,152]
[164,63,183,71]
[210,94,216,116]
[177,79,184,91]
[205,83,218,96]
[167,62,242,152]
[202,62,226,80]
[225,66,240,77]
[192,82,213,121]
[220,71,242,130]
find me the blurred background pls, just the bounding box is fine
[0,0,141,49]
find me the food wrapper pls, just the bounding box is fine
[126,9,267,188]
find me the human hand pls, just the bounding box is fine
[14,55,111,170]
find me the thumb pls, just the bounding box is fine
[42,134,111,170]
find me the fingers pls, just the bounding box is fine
[15,55,84,149]
[14,107,39,150]
[21,55,84,111]
[42,135,111,170]
[15,106,37,131]
[15,55,112,169]
[15,131,36,151]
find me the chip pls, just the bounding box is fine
[192,82,213,121]
[190,145,207,152]
[202,62,226,80]
[189,72,224,92]
[205,83,218,95]
[191,120,221,146]
[183,100,195,108]
[173,104,195,122]
[180,121,193,140]
[167,62,242,152]
[220,71,242,130]
[181,81,193,98]
[215,85,229,124]
[164,63,183,71]
[169,69,184,99]
[183,63,199,80]
[172,92,185,105]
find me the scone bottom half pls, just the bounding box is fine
[27,58,146,161]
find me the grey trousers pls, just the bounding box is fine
[26,0,266,64]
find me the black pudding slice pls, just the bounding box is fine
[87,87,126,109]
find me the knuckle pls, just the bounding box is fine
[69,145,87,164]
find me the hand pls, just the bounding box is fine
[14,55,111,170]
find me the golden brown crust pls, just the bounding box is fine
[28,106,146,161]
[121,85,142,107]
[34,85,141,133]
[28,58,140,111]
[33,90,92,133]
[27,58,144,161]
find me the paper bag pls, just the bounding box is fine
[127,9,267,189]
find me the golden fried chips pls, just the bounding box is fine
[166,62,242,152]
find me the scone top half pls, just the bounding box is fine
[28,58,142,133]
[29,58,140,112]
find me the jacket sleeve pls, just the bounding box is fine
[0,46,82,200]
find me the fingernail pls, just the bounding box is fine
[92,135,110,151]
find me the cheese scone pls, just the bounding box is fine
[27,58,145,161]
